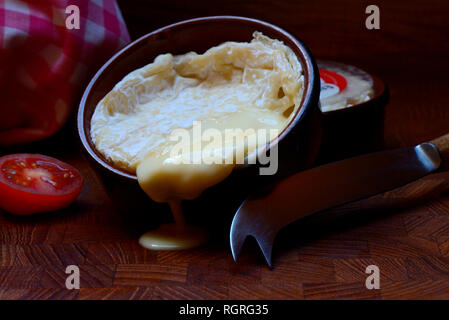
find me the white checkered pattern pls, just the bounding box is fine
[0,0,130,145]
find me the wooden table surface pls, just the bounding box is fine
[1,0,449,299]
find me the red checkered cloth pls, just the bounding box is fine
[0,0,130,145]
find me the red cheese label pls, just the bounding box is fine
[319,69,348,99]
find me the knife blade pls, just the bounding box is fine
[230,141,443,268]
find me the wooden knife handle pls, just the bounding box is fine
[312,171,449,222]
[319,135,449,219]
[431,133,449,169]
[303,135,449,224]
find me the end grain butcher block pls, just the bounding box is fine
[1,140,449,300]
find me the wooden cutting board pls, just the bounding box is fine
[1,141,449,300]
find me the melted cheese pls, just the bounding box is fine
[91,32,304,203]
[138,200,209,250]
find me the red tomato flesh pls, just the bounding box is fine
[0,154,83,215]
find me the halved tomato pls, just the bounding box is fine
[0,154,83,215]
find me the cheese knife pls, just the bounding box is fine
[230,134,449,267]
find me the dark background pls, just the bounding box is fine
[118,0,449,149]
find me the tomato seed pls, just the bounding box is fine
[41,176,57,187]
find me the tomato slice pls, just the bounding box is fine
[0,154,83,215]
